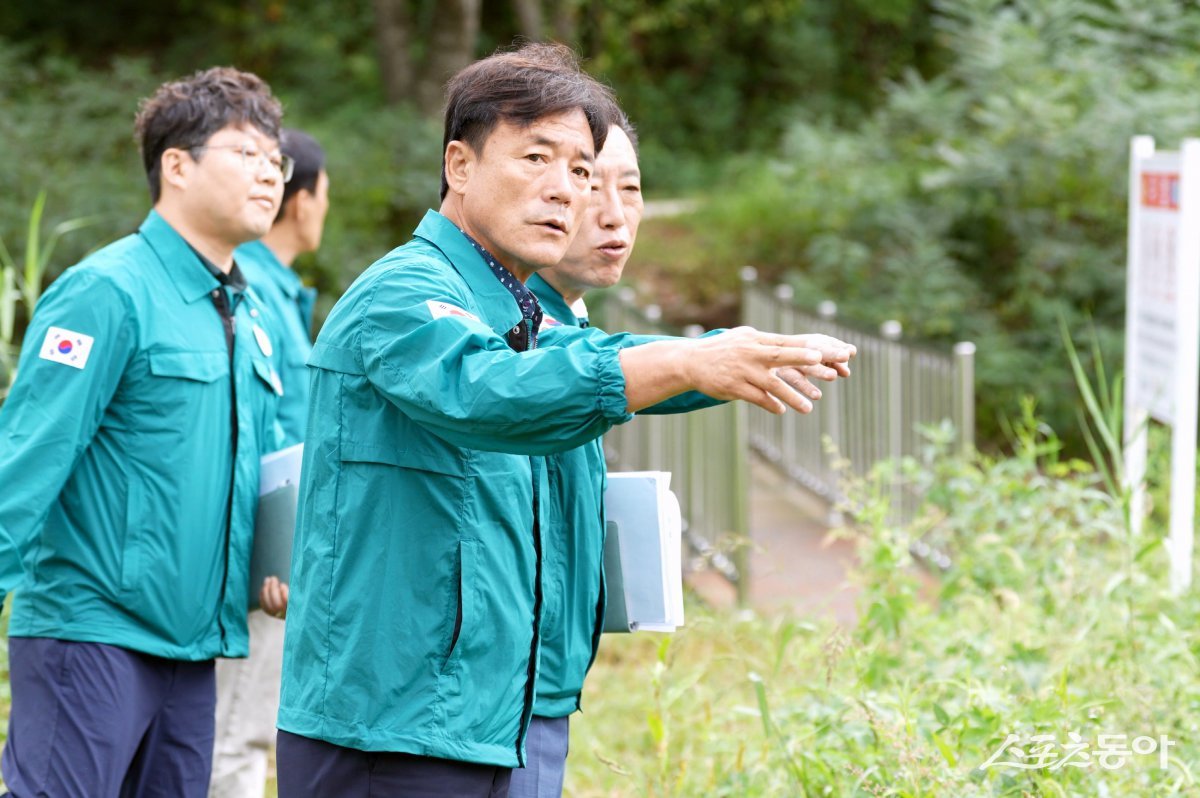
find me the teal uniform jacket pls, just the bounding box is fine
[278,211,648,767]
[527,274,724,719]
[235,240,316,446]
[0,211,282,660]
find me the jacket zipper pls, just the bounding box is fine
[211,287,239,649]
[515,316,542,766]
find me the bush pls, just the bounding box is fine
[279,100,443,320]
[0,44,158,286]
[585,0,944,193]
[569,412,1197,796]
[0,39,444,334]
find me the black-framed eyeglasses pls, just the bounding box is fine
[191,143,295,183]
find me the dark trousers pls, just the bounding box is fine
[1,636,216,798]
[276,730,513,798]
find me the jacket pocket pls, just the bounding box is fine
[339,441,468,477]
[148,350,227,382]
[120,479,145,594]
[441,540,477,673]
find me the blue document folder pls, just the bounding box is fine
[248,444,303,610]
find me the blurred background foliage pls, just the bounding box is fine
[2,0,1198,448]
[657,0,1200,446]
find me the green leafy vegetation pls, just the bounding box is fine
[0,192,98,399]
[1,2,1198,793]
[566,414,1196,796]
[0,0,949,330]
[6,1,1196,451]
[651,0,1200,449]
[584,0,943,192]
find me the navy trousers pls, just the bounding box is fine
[276,730,513,797]
[1,637,216,798]
[507,716,570,798]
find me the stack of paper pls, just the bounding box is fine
[602,471,685,633]
[249,443,304,611]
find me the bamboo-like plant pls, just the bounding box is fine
[0,191,100,401]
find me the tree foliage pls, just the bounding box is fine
[0,0,948,329]
[3,0,1191,451]
[672,0,1200,447]
[0,0,943,190]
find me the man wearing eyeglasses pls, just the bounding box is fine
[0,66,289,796]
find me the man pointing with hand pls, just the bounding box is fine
[276,42,852,797]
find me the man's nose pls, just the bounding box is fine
[255,162,280,186]
[595,185,625,230]
[544,161,577,204]
[251,152,280,184]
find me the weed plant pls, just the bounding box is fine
[570,408,1196,796]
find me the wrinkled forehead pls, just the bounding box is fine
[482,109,595,159]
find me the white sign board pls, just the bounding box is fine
[1123,136,1200,593]
[1128,160,1182,423]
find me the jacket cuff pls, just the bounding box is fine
[595,348,634,424]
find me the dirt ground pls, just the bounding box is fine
[686,457,860,623]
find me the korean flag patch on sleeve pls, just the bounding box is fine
[39,326,95,370]
[425,300,480,323]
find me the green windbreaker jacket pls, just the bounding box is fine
[526,274,723,719]
[278,211,642,767]
[0,210,282,659]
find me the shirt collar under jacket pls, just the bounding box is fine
[192,245,248,293]
[411,210,525,340]
[455,229,543,351]
[139,210,224,305]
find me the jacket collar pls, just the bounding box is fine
[138,210,222,304]
[526,273,580,327]
[412,210,523,334]
[239,240,303,301]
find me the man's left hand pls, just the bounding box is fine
[260,575,289,620]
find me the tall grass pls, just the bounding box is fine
[0,191,98,400]
[569,409,1197,796]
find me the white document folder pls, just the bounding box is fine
[602,471,685,633]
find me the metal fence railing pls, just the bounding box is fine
[740,267,975,524]
[591,272,974,596]
[592,288,751,601]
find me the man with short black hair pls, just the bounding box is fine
[277,43,853,797]
[209,127,329,798]
[0,66,289,796]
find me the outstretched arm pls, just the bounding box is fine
[618,328,856,414]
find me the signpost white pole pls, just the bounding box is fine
[1124,136,1155,539]
[1167,140,1200,593]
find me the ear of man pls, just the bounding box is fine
[443,140,476,196]
[159,148,191,195]
[283,190,307,224]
